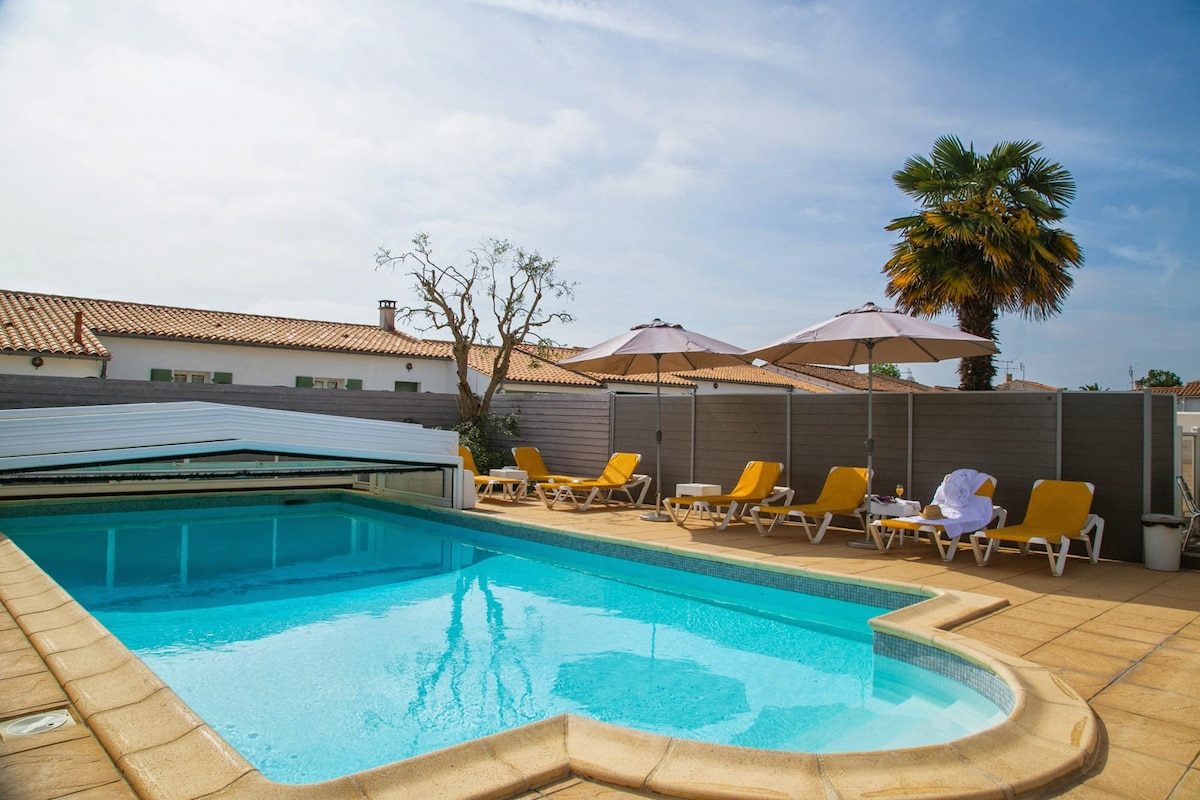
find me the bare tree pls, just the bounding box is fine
[376,233,576,424]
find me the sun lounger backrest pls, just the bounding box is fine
[813,466,869,507]
[727,461,782,498]
[458,445,479,475]
[596,452,641,486]
[1021,479,1094,531]
[512,447,549,478]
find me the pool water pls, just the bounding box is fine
[2,497,1006,784]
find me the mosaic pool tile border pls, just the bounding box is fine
[875,634,1016,712]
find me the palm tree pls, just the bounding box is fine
[884,135,1083,390]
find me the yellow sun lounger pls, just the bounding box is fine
[749,466,870,542]
[969,479,1104,577]
[869,470,1007,560]
[460,446,526,502]
[534,452,647,511]
[511,446,580,484]
[662,461,787,531]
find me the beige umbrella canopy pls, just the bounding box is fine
[559,319,748,520]
[744,302,999,367]
[743,303,998,545]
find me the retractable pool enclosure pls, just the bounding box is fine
[0,402,465,506]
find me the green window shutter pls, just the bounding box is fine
[346,378,363,391]
[394,381,418,393]
[295,375,314,388]
[213,372,233,385]
[150,368,172,382]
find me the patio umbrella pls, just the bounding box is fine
[559,319,748,521]
[742,302,998,546]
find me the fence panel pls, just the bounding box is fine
[0,374,1180,565]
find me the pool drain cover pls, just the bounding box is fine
[1,709,74,738]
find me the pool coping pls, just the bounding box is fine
[0,492,1101,800]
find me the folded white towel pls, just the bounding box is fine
[891,469,995,538]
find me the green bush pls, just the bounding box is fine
[454,411,520,474]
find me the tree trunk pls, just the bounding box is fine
[957,299,998,391]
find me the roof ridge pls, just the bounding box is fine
[0,288,416,335]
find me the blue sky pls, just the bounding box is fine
[0,1,1195,390]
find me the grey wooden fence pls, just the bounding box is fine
[0,375,1179,565]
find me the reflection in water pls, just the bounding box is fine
[371,568,537,751]
[555,652,748,727]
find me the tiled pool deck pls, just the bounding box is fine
[3,495,1200,799]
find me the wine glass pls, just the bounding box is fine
[895,483,905,500]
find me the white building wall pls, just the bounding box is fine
[0,353,103,378]
[101,338,460,393]
[693,382,790,395]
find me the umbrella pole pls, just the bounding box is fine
[847,342,877,548]
[641,354,671,521]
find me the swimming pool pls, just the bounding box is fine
[0,491,1011,785]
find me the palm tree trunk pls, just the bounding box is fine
[957,300,998,391]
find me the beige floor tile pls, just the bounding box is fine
[0,627,34,654]
[1090,703,1200,765]
[1092,682,1200,729]
[537,781,665,799]
[1146,641,1200,672]
[1024,642,1136,680]
[1172,768,1200,798]
[1122,661,1200,697]
[1052,669,1114,701]
[1053,629,1159,662]
[0,670,70,718]
[1081,745,1188,799]
[960,611,1073,643]
[1076,617,1175,646]
[1095,607,1198,636]
[0,735,125,800]
[0,644,46,681]
[955,625,1044,657]
[1165,631,1200,651]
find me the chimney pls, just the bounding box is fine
[74,310,84,344]
[378,300,396,332]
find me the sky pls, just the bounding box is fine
[0,1,1196,391]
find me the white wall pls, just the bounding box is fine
[693,382,791,395]
[0,353,103,378]
[102,338,459,392]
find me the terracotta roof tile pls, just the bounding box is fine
[772,363,940,392]
[0,292,110,358]
[1148,380,1200,396]
[465,343,603,387]
[0,290,449,359]
[673,364,831,392]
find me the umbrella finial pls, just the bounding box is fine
[633,319,682,331]
[839,302,892,317]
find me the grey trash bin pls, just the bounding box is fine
[1141,513,1189,571]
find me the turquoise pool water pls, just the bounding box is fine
[1,495,1007,784]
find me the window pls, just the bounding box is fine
[152,369,231,384]
[394,381,418,393]
[312,378,344,389]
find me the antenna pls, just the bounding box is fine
[1019,362,1026,381]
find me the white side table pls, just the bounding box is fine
[676,483,721,497]
[865,497,921,520]
[485,468,528,501]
